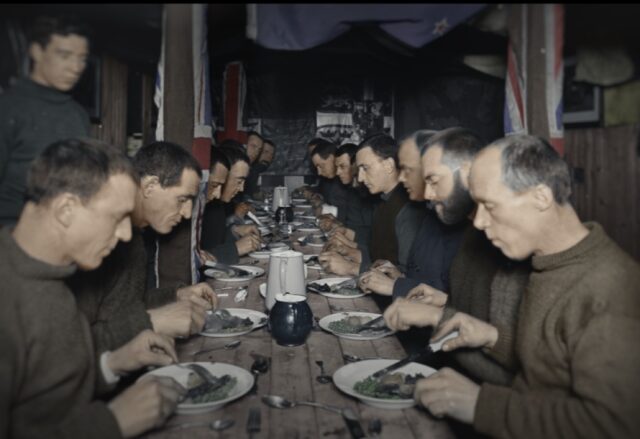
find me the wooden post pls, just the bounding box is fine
[157,4,194,287]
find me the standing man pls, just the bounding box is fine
[0,15,91,224]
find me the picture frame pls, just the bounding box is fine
[562,56,601,126]
[71,54,101,122]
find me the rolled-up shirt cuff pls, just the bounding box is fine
[100,351,121,385]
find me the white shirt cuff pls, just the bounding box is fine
[100,351,121,385]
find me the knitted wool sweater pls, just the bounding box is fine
[474,222,640,438]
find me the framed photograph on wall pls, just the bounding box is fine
[71,54,101,122]
[562,57,601,126]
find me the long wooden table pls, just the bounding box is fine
[144,230,454,439]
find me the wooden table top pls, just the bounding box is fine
[143,230,454,439]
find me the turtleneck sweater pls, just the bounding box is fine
[0,228,122,438]
[0,77,90,224]
[473,222,640,438]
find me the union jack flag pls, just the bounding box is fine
[504,4,564,155]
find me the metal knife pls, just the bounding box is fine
[371,347,431,379]
[354,315,386,333]
[341,407,366,438]
[247,407,261,439]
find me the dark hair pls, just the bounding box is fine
[311,140,337,159]
[246,131,263,141]
[492,134,572,205]
[210,147,230,171]
[357,133,399,168]
[335,143,358,162]
[132,141,202,187]
[421,127,485,170]
[219,146,250,167]
[262,139,276,149]
[308,137,330,154]
[26,138,138,204]
[218,138,245,151]
[28,15,91,48]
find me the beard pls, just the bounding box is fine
[431,172,475,225]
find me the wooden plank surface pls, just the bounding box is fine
[143,228,455,439]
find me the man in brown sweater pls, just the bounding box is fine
[411,135,640,438]
[0,139,185,438]
[70,141,218,354]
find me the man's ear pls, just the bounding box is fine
[383,157,396,174]
[28,42,44,64]
[459,161,472,189]
[531,184,554,211]
[141,175,160,198]
[51,193,79,228]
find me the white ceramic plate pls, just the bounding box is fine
[308,277,365,299]
[333,359,436,410]
[259,282,267,298]
[297,215,316,221]
[142,362,254,415]
[249,245,290,260]
[294,203,312,208]
[200,308,268,337]
[297,236,325,248]
[203,265,265,282]
[318,312,394,340]
[289,221,303,227]
[291,198,307,203]
[258,227,272,236]
[297,226,321,233]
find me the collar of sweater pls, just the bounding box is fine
[531,222,604,272]
[380,183,402,201]
[0,228,76,280]
[14,77,74,104]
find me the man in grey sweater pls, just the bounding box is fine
[0,138,185,438]
[0,15,91,224]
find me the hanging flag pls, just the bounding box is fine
[504,4,564,155]
[247,4,486,50]
[216,61,251,144]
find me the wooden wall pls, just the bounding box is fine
[565,125,640,261]
[90,55,128,151]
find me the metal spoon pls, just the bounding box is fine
[261,395,343,415]
[192,339,241,357]
[315,360,332,384]
[342,353,379,363]
[164,418,235,432]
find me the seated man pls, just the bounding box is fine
[201,146,261,263]
[383,127,527,385]
[310,140,350,220]
[0,138,185,438]
[244,138,276,200]
[319,134,424,279]
[318,142,375,247]
[359,129,465,297]
[394,134,640,437]
[70,141,217,353]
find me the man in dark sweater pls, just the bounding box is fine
[359,129,465,297]
[244,138,275,200]
[409,135,640,438]
[0,16,92,225]
[70,141,217,353]
[319,134,424,276]
[310,140,350,218]
[1,138,185,438]
[383,127,527,386]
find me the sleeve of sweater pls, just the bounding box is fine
[54,401,123,439]
[144,286,179,309]
[392,277,421,298]
[394,204,425,271]
[0,99,14,183]
[474,312,640,438]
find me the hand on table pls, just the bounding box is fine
[332,226,356,242]
[176,282,217,310]
[430,312,499,352]
[406,284,449,307]
[233,224,259,238]
[370,259,402,280]
[318,251,359,276]
[317,214,339,232]
[148,300,207,338]
[234,202,254,218]
[198,249,216,264]
[108,375,186,438]
[327,231,357,249]
[107,329,177,375]
[414,367,480,424]
[236,234,262,256]
[358,270,395,296]
[383,298,445,331]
